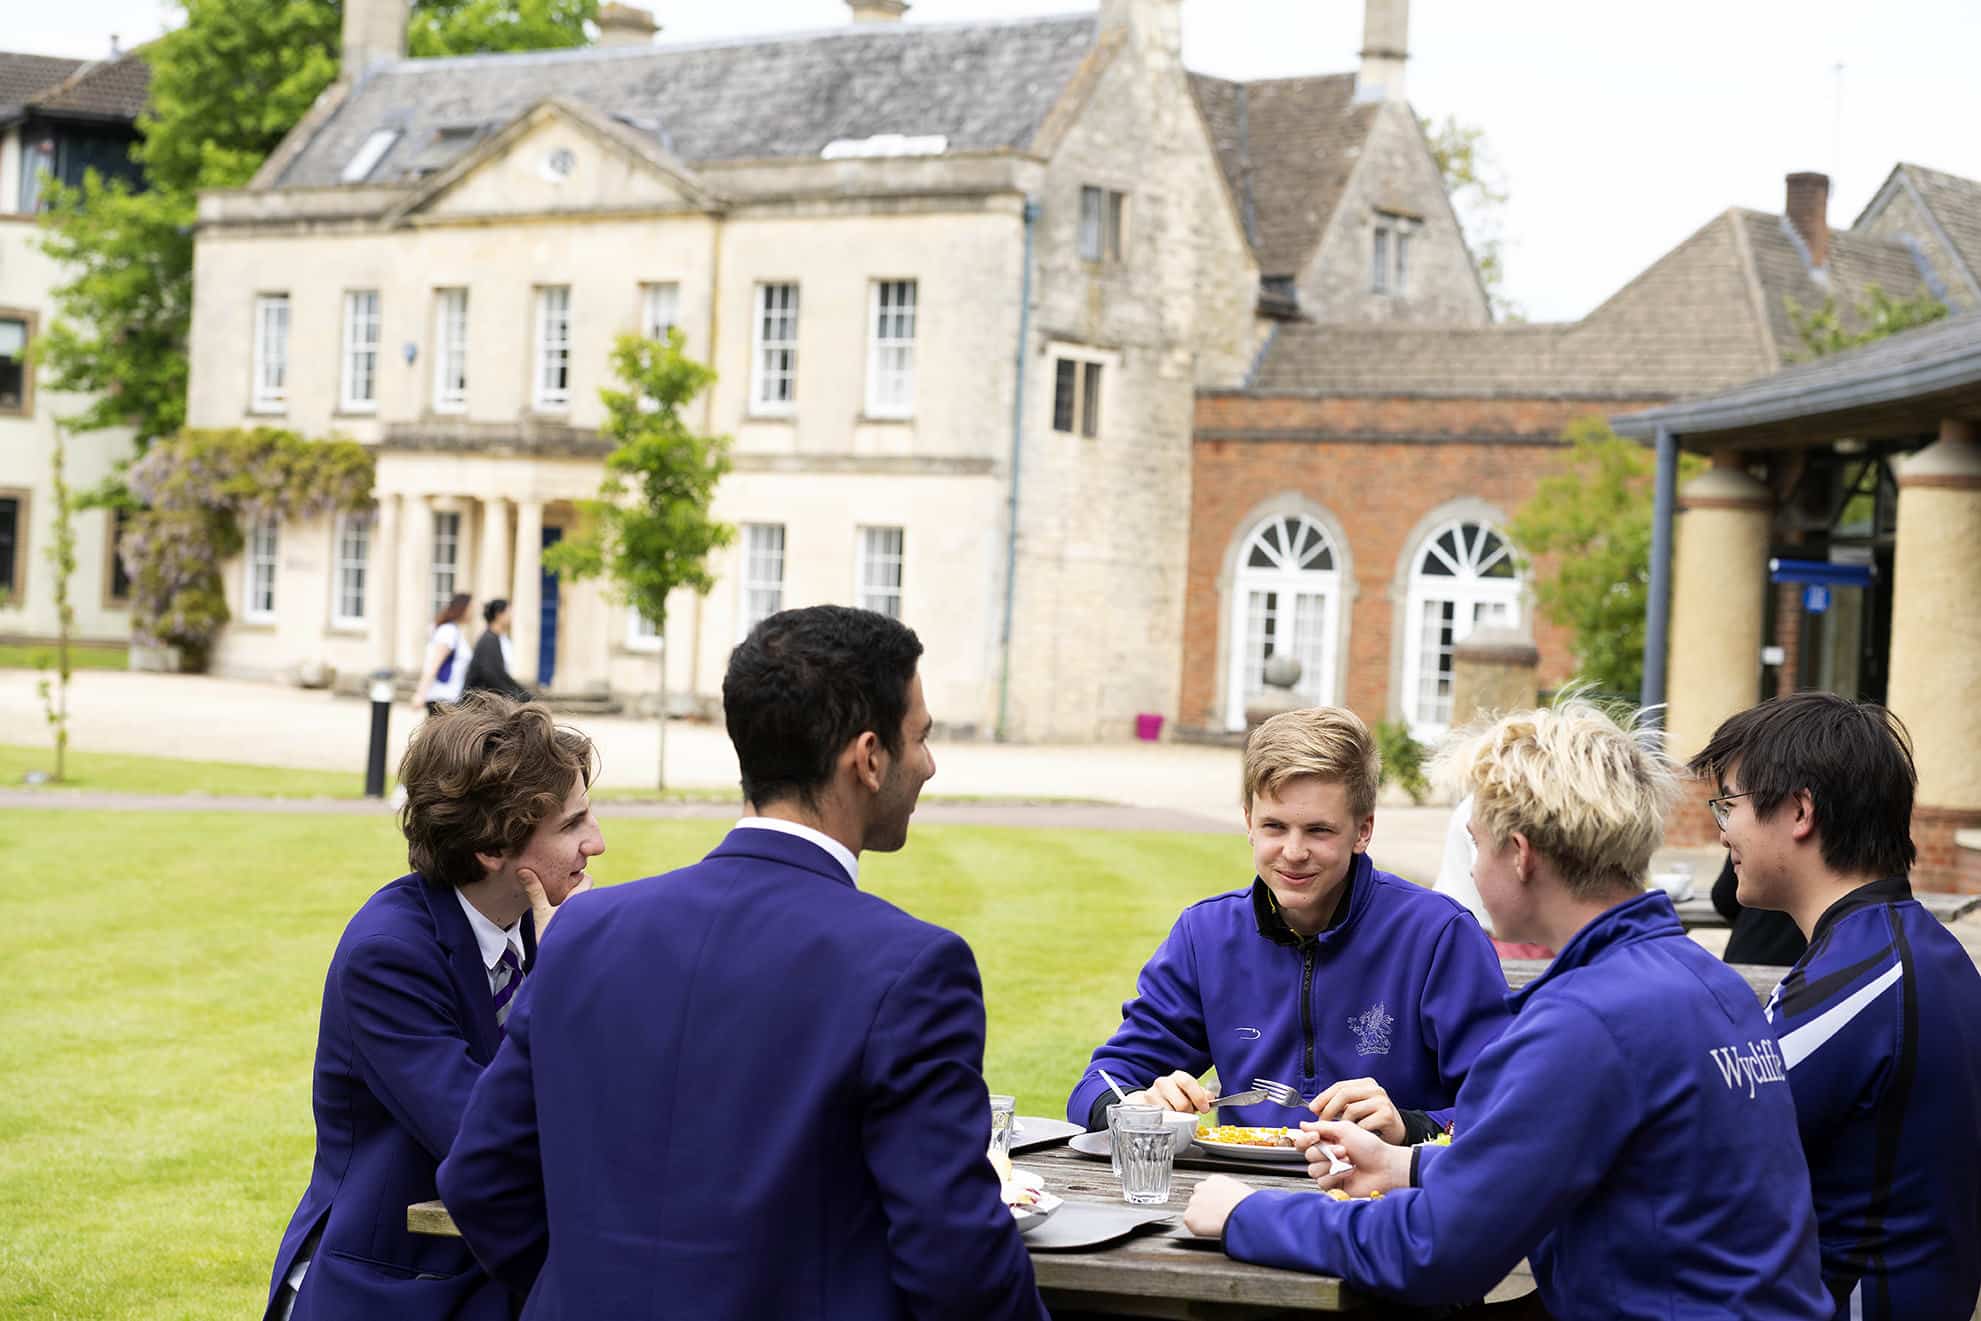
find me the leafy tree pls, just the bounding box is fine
[1508,419,1704,699]
[545,333,734,790]
[37,0,598,466]
[124,428,374,670]
[1419,113,1519,322]
[1788,284,1948,360]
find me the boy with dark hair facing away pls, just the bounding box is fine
[1692,691,1981,1321]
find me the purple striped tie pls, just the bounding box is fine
[491,946,523,1031]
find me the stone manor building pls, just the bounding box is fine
[185,0,1487,739]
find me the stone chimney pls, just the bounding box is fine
[1099,0,1182,56]
[1785,171,1832,271]
[342,0,408,78]
[597,3,660,46]
[1355,0,1409,104]
[847,0,910,20]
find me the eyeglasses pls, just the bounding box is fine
[1706,792,1753,830]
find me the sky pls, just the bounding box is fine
[13,0,1981,323]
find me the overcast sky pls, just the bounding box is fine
[15,0,1981,322]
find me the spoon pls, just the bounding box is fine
[1097,1068,1130,1104]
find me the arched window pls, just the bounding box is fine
[1225,513,1342,730]
[1401,521,1522,739]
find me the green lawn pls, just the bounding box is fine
[0,744,367,798]
[0,809,1241,1319]
[0,643,129,672]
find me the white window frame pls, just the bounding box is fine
[243,517,279,622]
[332,509,372,628]
[1400,521,1524,742]
[625,605,662,652]
[433,287,469,413]
[738,523,786,637]
[252,294,290,413]
[340,290,381,412]
[856,525,904,619]
[430,511,462,620]
[640,281,680,343]
[749,283,799,415]
[865,280,917,419]
[1223,513,1341,731]
[534,285,572,412]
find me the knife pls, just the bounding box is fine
[1209,1087,1267,1110]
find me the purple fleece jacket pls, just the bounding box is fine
[1067,853,1511,1132]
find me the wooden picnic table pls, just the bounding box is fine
[410,1140,1537,1317]
[1673,891,1980,931]
[1502,957,1783,1003]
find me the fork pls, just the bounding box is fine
[1252,1077,1352,1173]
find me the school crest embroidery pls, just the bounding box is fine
[1349,1002,1394,1056]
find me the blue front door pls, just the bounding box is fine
[539,526,563,690]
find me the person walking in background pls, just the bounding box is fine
[413,593,473,716]
[464,599,531,702]
[263,693,603,1321]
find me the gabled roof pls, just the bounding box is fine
[274,15,1099,188]
[0,51,85,114]
[1188,71,1376,278]
[1890,163,1981,297]
[26,49,151,123]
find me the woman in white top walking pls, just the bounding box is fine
[412,592,474,716]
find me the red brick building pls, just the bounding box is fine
[1180,168,1977,744]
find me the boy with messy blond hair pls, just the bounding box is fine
[1066,706,1509,1142]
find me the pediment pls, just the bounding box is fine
[390,99,723,225]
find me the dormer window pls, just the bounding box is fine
[341,129,401,183]
[1371,211,1417,296]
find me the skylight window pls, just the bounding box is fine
[341,129,401,183]
[820,134,948,160]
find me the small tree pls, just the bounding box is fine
[1508,418,1704,699]
[1788,284,1948,360]
[37,426,80,781]
[545,332,733,790]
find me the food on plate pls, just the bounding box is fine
[1322,1187,1385,1201]
[1198,1124,1298,1148]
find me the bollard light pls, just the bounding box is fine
[365,668,395,799]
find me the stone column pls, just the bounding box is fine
[1888,421,1981,813]
[478,496,512,610]
[1450,625,1539,728]
[399,495,435,672]
[1665,462,1773,762]
[512,499,544,686]
[371,493,402,672]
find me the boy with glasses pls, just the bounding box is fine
[1691,691,1981,1321]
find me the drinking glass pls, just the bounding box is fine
[988,1094,1017,1165]
[1106,1102,1163,1179]
[1115,1118,1176,1205]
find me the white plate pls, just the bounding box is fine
[1192,1132,1308,1164]
[1010,1189,1064,1232]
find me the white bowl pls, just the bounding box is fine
[1161,1109,1203,1154]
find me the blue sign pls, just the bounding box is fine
[1803,584,1832,614]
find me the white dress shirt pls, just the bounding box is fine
[735,816,859,883]
[454,887,528,993]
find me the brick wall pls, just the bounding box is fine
[1183,392,1626,733]
[1772,580,1803,697]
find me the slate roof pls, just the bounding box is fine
[1899,163,1981,294]
[27,49,151,123]
[1188,72,1375,278]
[1612,311,1981,442]
[0,51,85,115]
[275,15,1099,188]
[1736,208,1935,357]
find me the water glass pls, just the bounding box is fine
[1106,1102,1163,1179]
[988,1094,1017,1165]
[1116,1124,1176,1205]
